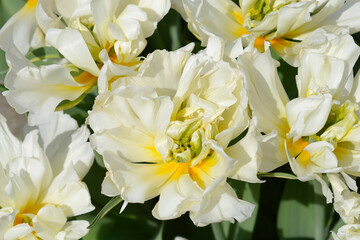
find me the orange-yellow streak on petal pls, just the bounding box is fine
[56,76,97,94]
[109,52,141,67]
[287,138,309,157]
[296,150,310,168]
[14,214,28,226]
[232,10,245,25]
[189,167,206,189]
[155,156,219,190]
[26,0,37,9]
[14,202,43,226]
[270,38,293,49]
[156,162,186,178]
[195,156,217,175]
[232,10,250,37]
[235,26,250,38]
[253,37,295,53]
[74,71,96,85]
[156,160,207,187]
[189,157,217,189]
[108,76,120,91]
[254,37,266,52]
[67,71,97,95]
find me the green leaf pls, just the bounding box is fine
[64,91,96,125]
[327,217,345,239]
[26,47,63,65]
[0,50,7,82]
[162,213,214,239]
[277,180,333,240]
[94,151,106,169]
[82,162,113,212]
[0,0,24,26]
[55,92,90,112]
[258,172,298,180]
[270,48,298,100]
[88,196,123,229]
[146,9,183,52]
[80,212,115,240]
[0,84,6,92]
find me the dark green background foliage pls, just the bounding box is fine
[1,1,360,239]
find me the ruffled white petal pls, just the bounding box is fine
[36,112,93,179]
[46,28,100,76]
[322,0,360,34]
[4,223,35,240]
[238,46,289,134]
[190,177,255,227]
[0,1,37,55]
[332,224,360,240]
[152,174,203,220]
[3,64,88,126]
[226,120,263,183]
[55,220,90,240]
[43,166,94,216]
[174,0,243,46]
[33,205,67,240]
[286,94,333,141]
[0,114,21,168]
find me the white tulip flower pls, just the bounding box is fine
[1,0,170,125]
[174,0,360,65]
[328,173,360,240]
[88,43,261,226]
[0,0,39,56]
[0,112,94,239]
[328,173,360,224]
[332,224,360,240]
[42,0,170,72]
[239,41,360,202]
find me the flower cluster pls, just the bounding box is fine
[0,0,360,239]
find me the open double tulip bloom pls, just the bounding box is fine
[0,112,94,239]
[239,39,360,201]
[174,0,360,65]
[332,224,360,240]
[328,173,360,240]
[89,43,262,226]
[1,0,170,125]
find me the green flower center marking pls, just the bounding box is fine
[248,0,272,22]
[168,120,203,163]
[245,0,299,29]
[165,113,220,164]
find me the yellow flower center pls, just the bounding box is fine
[157,109,223,189]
